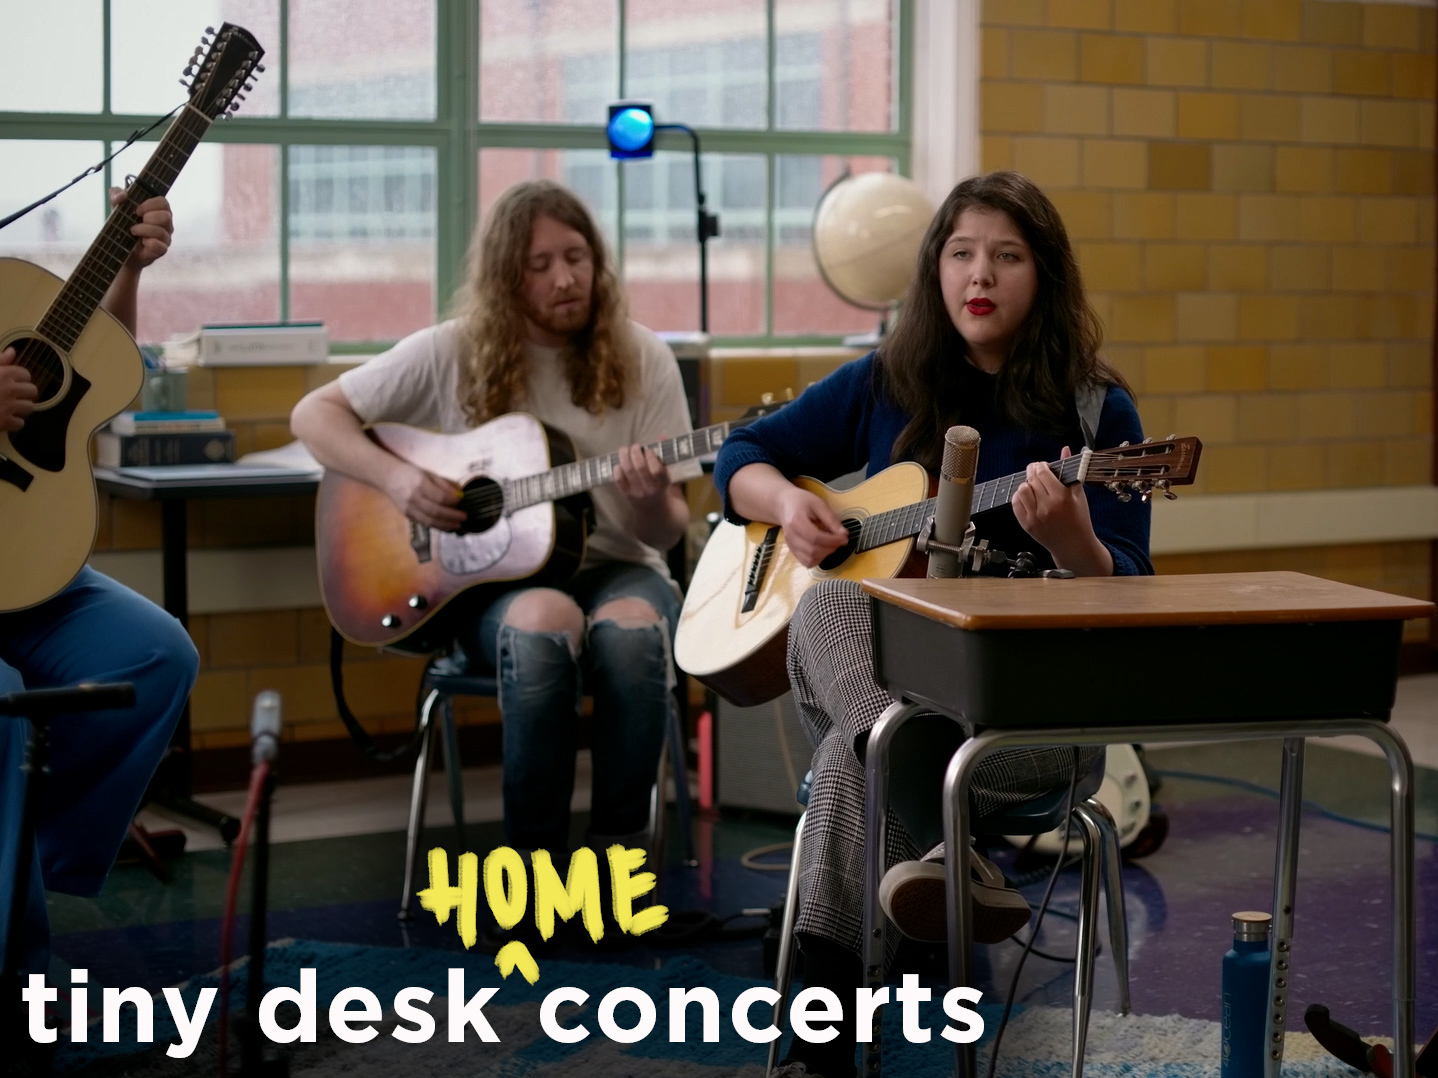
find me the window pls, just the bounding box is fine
[1,1,909,347]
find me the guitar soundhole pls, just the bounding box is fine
[817,518,861,572]
[458,475,503,534]
[5,337,66,406]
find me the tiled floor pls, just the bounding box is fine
[55,674,1438,1056]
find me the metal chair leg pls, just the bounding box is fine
[666,696,697,865]
[766,811,806,1078]
[1264,738,1305,1078]
[1070,807,1105,1078]
[439,696,465,848]
[1080,797,1132,1016]
[397,689,441,921]
[648,737,669,869]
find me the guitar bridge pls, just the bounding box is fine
[742,526,780,613]
[409,520,432,563]
[0,452,33,492]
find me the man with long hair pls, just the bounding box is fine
[292,181,697,931]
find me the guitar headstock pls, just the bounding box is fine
[1083,435,1203,503]
[733,394,793,425]
[181,23,265,120]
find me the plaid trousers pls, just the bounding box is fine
[786,578,1101,956]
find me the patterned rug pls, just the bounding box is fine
[55,939,1362,1077]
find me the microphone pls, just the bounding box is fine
[250,690,282,765]
[927,425,980,578]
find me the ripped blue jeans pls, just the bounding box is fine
[463,560,679,852]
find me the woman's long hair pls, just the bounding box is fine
[879,170,1130,470]
[452,180,631,423]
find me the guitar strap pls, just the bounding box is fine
[1075,380,1105,451]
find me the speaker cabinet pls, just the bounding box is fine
[716,691,813,817]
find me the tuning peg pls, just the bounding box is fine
[1164,490,1178,501]
[179,78,191,89]
[243,81,255,91]
[255,63,266,73]
[205,25,216,34]
[761,392,774,405]
[784,387,794,400]
[1143,436,1153,443]
[1166,432,1176,440]
[1117,491,1132,503]
[1119,440,1130,447]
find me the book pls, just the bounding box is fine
[95,430,236,468]
[110,410,226,435]
[163,322,329,367]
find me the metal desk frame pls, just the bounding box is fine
[95,466,321,840]
[861,703,1414,1078]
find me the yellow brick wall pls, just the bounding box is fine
[981,0,1434,496]
[981,0,1435,635]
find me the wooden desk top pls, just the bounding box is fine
[861,571,1436,631]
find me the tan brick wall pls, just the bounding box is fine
[982,0,1435,629]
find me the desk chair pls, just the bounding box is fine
[396,652,696,920]
[766,751,1130,1078]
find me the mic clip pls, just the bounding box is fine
[917,518,977,563]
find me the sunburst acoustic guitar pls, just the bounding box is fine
[0,24,265,612]
[317,401,788,653]
[675,436,1203,707]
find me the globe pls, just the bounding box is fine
[812,171,935,310]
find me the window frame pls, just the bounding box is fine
[0,0,913,350]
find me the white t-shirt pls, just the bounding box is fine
[338,319,701,580]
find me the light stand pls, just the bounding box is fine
[654,123,721,334]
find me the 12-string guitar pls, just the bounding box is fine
[317,401,787,653]
[675,436,1203,707]
[0,24,264,612]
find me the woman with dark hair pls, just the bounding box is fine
[712,171,1152,1078]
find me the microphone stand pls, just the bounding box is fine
[916,522,1075,580]
[242,696,286,1078]
[1,683,136,1049]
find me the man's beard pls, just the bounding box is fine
[526,295,593,339]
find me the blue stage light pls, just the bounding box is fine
[607,103,655,159]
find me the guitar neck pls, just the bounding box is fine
[855,454,1088,553]
[36,105,211,352]
[502,418,744,512]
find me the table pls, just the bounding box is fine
[858,572,1435,1078]
[95,465,322,840]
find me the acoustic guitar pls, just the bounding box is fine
[675,436,1203,707]
[317,401,787,652]
[0,24,265,613]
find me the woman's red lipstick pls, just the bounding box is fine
[966,298,995,316]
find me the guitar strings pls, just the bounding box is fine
[5,113,207,403]
[441,450,1165,525]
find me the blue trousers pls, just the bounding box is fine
[0,568,198,974]
[460,560,678,852]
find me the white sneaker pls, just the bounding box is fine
[879,845,1031,944]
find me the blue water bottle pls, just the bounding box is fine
[1222,911,1273,1078]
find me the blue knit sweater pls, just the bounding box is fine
[713,353,1153,577]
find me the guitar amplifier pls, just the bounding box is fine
[716,691,813,817]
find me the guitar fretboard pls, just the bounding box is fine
[35,106,211,357]
[501,418,748,512]
[854,454,1088,553]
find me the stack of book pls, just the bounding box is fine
[96,411,234,468]
[162,322,328,367]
